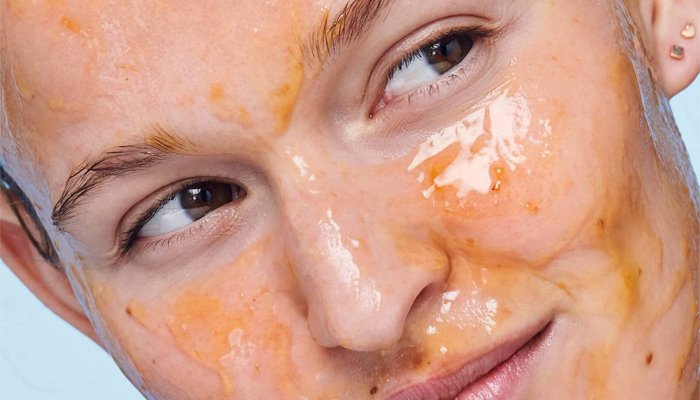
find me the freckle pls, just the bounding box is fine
[125,300,148,326]
[411,351,425,370]
[645,352,653,365]
[524,202,539,214]
[60,16,82,34]
[209,83,225,102]
[596,218,605,232]
[237,107,251,124]
[370,386,378,395]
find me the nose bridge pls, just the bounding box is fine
[277,154,448,351]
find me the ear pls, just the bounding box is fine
[638,0,700,96]
[0,188,100,344]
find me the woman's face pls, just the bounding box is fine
[2,0,698,398]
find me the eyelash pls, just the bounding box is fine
[114,25,498,259]
[374,25,498,114]
[118,178,217,257]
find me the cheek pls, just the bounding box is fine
[401,262,564,374]
[85,239,302,399]
[404,50,644,266]
[404,87,589,264]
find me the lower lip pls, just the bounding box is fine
[454,323,551,400]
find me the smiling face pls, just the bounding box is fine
[1,0,699,399]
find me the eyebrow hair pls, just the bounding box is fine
[302,0,396,66]
[51,127,194,230]
[52,1,397,228]
[144,125,200,154]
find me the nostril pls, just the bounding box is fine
[417,281,442,302]
[408,281,443,319]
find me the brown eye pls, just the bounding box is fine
[421,33,473,74]
[137,181,245,238]
[179,182,241,220]
[385,31,474,96]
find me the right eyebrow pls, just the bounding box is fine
[52,0,399,228]
[302,0,397,67]
[51,127,198,230]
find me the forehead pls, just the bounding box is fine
[1,0,617,198]
[3,0,323,123]
[2,0,340,185]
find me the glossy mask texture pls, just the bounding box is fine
[407,88,537,199]
[1,0,698,399]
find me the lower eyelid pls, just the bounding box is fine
[373,47,481,116]
[118,179,246,257]
[119,202,239,261]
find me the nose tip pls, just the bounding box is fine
[304,268,441,351]
[276,151,448,351]
[288,218,449,351]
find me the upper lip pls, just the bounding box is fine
[385,319,551,400]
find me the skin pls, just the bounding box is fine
[1,0,698,399]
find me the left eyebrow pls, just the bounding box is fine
[302,0,397,67]
[51,127,197,230]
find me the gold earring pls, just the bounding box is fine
[681,22,696,39]
[670,44,685,60]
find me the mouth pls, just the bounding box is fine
[386,321,552,400]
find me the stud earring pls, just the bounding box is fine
[670,44,685,60]
[681,22,696,39]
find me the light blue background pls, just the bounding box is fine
[1,80,699,400]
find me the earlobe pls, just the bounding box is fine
[640,0,700,96]
[0,189,100,344]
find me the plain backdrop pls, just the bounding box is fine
[1,78,699,400]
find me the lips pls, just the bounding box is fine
[386,321,552,400]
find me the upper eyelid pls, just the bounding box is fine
[362,18,503,107]
[118,178,246,257]
[118,178,211,255]
[119,188,177,253]
[385,25,499,82]
[367,24,499,117]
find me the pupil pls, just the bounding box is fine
[440,41,452,58]
[423,33,473,74]
[181,188,211,208]
[178,181,238,220]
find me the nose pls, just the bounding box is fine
[280,176,448,351]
